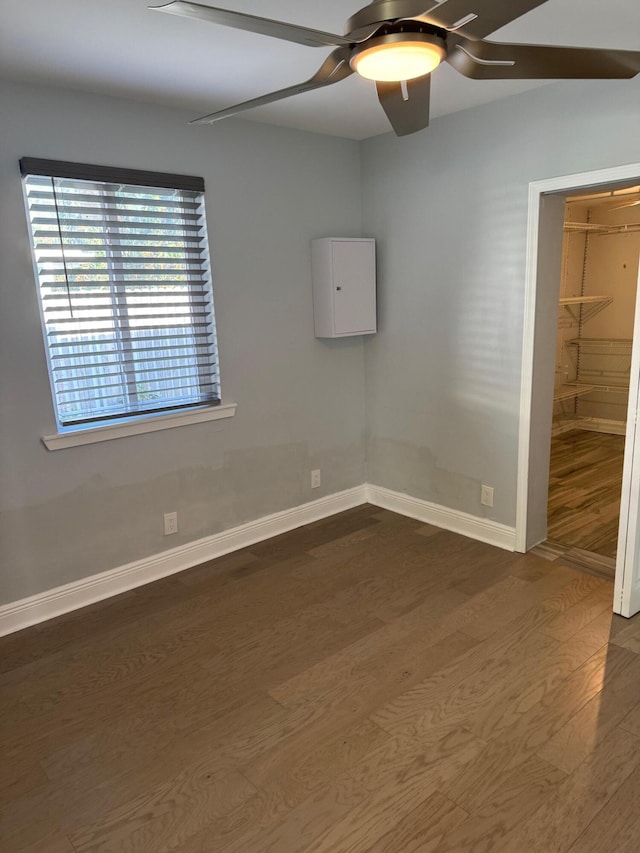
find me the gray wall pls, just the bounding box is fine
[361,77,640,527]
[0,81,366,604]
[3,74,640,606]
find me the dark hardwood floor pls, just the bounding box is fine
[3,505,640,852]
[548,429,626,559]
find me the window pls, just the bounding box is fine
[21,158,220,431]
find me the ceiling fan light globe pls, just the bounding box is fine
[350,34,446,82]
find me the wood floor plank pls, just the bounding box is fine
[432,755,566,853]
[496,726,640,853]
[306,526,378,558]
[174,775,370,853]
[373,628,557,745]
[241,717,390,820]
[1,695,286,845]
[0,590,141,674]
[9,834,77,853]
[175,548,262,587]
[566,763,640,853]
[195,608,384,708]
[536,652,640,774]
[0,751,48,803]
[439,643,638,818]
[348,726,485,795]
[262,630,479,770]
[245,506,382,563]
[610,610,640,654]
[226,776,369,853]
[618,696,640,739]
[302,533,487,625]
[1,554,342,745]
[40,690,321,810]
[69,766,255,853]
[300,730,485,853]
[370,602,561,735]
[3,508,638,853]
[456,566,582,641]
[3,615,222,716]
[363,791,467,853]
[540,583,613,644]
[460,611,611,745]
[541,571,606,612]
[12,606,382,785]
[269,588,473,709]
[508,551,558,582]
[502,620,626,744]
[154,789,279,852]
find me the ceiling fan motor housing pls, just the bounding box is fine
[345,0,442,35]
[349,24,448,81]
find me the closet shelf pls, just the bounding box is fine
[572,381,630,394]
[552,415,626,437]
[559,296,613,305]
[558,296,613,328]
[565,222,640,235]
[555,208,634,437]
[554,382,630,403]
[553,384,595,403]
[564,222,611,234]
[566,337,632,352]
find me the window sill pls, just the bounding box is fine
[41,403,237,451]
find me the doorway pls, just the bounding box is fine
[516,162,640,616]
[545,188,640,575]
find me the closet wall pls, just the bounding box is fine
[553,196,640,435]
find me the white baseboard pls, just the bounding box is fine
[0,486,367,637]
[366,484,517,552]
[0,483,517,637]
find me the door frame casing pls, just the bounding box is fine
[613,260,640,616]
[515,163,640,566]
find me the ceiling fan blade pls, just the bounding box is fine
[376,74,431,137]
[150,1,349,47]
[190,48,354,124]
[410,1,549,39]
[447,38,640,79]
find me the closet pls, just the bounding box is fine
[548,187,640,562]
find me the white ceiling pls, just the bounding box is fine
[1,0,639,140]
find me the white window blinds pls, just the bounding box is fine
[21,158,220,427]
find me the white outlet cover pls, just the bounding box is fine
[480,486,494,508]
[163,512,178,535]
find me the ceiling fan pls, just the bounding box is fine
[151,0,640,137]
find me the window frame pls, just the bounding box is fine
[20,158,231,445]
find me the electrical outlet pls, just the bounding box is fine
[311,469,321,489]
[480,485,494,508]
[163,511,178,535]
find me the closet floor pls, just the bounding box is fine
[547,429,626,559]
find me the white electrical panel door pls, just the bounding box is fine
[332,240,376,335]
[312,238,376,338]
